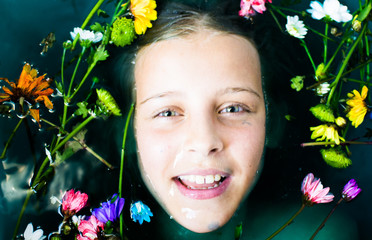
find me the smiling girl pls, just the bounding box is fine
[131,4,266,234]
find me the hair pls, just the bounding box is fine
[115,2,258,103]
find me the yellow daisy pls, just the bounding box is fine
[346,85,368,128]
[129,0,157,35]
[310,124,345,145]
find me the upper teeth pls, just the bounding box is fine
[179,174,222,184]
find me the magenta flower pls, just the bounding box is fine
[239,0,272,18]
[342,179,361,201]
[62,189,88,217]
[77,215,104,240]
[301,173,334,205]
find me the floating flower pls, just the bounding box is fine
[70,27,103,46]
[62,189,88,217]
[310,104,335,122]
[77,215,104,240]
[92,194,125,224]
[111,17,136,47]
[23,223,46,240]
[290,75,305,91]
[96,88,122,116]
[346,85,369,128]
[128,0,157,35]
[301,173,334,205]
[286,15,308,39]
[307,0,352,23]
[310,124,344,145]
[130,201,153,224]
[342,179,361,201]
[316,83,331,96]
[320,147,352,168]
[0,63,53,124]
[239,0,272,18]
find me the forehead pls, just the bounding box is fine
[134,31,261,94]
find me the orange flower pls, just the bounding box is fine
[129,0,157,35]
[0,63,53,124]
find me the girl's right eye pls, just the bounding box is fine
[155,109,180,118]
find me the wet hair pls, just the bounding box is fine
[117,2,257,103]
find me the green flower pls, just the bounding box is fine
[310,104,335,122]
[111,17,135,47]
[320,147,352,168]
[96,89,122,116]
[290,76,304,91]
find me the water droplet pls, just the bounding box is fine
[169,215,173,219]
[48,109,55,113]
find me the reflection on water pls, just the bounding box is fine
[0,0,371,239]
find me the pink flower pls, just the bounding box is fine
[62,189,88,217]
[342,179,361,202]
[239,0,272,18]
[78,215,104,240]
[301,173,334,205]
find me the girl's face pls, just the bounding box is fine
[134,31,265,233]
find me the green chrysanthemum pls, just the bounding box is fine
[96,89,122,116]
[290,76,304,91]
[310,104,335,122]
[320,148,352,168]
[111,17,135,47]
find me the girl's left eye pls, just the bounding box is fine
[219,104,247,114]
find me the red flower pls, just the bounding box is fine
[62,189,88,217]
[301,173,334,205]
[77,215,104,240]
[239,0,272,18]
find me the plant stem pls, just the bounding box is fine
[301,40,317,72]
[67,47,86,98]
[327,24,368,105]
[309,198,343,240]
[266,203,306,240]
[119,103,134,239]
[33,115,96,185]
[69,62,96,101]
[301,140,372,147]
[0,118,23,159]
[61,47,67,89]
[41,118,113,169]
[323,22,329,64]
[12,189,33,240]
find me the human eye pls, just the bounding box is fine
[154,108,181,118]
[219,104,250,114]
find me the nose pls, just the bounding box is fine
[183,113,224,157]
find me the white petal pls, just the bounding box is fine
[24,223,34,239]
[31,229,45,240]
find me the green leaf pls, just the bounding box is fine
[75,102,89,118]
[90,22,105,32]
[93,45,109,64]
[97,9,109,18]
[234,222,243,240]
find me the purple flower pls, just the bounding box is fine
[342,179,361,201]
[92,194,125,223]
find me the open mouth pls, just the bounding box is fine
[177,174,227,190]
[173,173,231,200]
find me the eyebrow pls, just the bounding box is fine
[220,87,262,99]
[139,87,262,105]
[139,91,177,105]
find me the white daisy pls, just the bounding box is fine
[307,0,352,23]
[70,27,103,43]
[286,15,308,39]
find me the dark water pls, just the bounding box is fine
[0,0,370,239]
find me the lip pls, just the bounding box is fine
[173,170,231,200]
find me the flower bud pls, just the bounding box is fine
[315,63,327,81]
[352,18,362,32]
[96,89,122,116]
[309,104,335,122]
[335,116,346,127]
[320,147,352,168]
[63,40,72,49]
